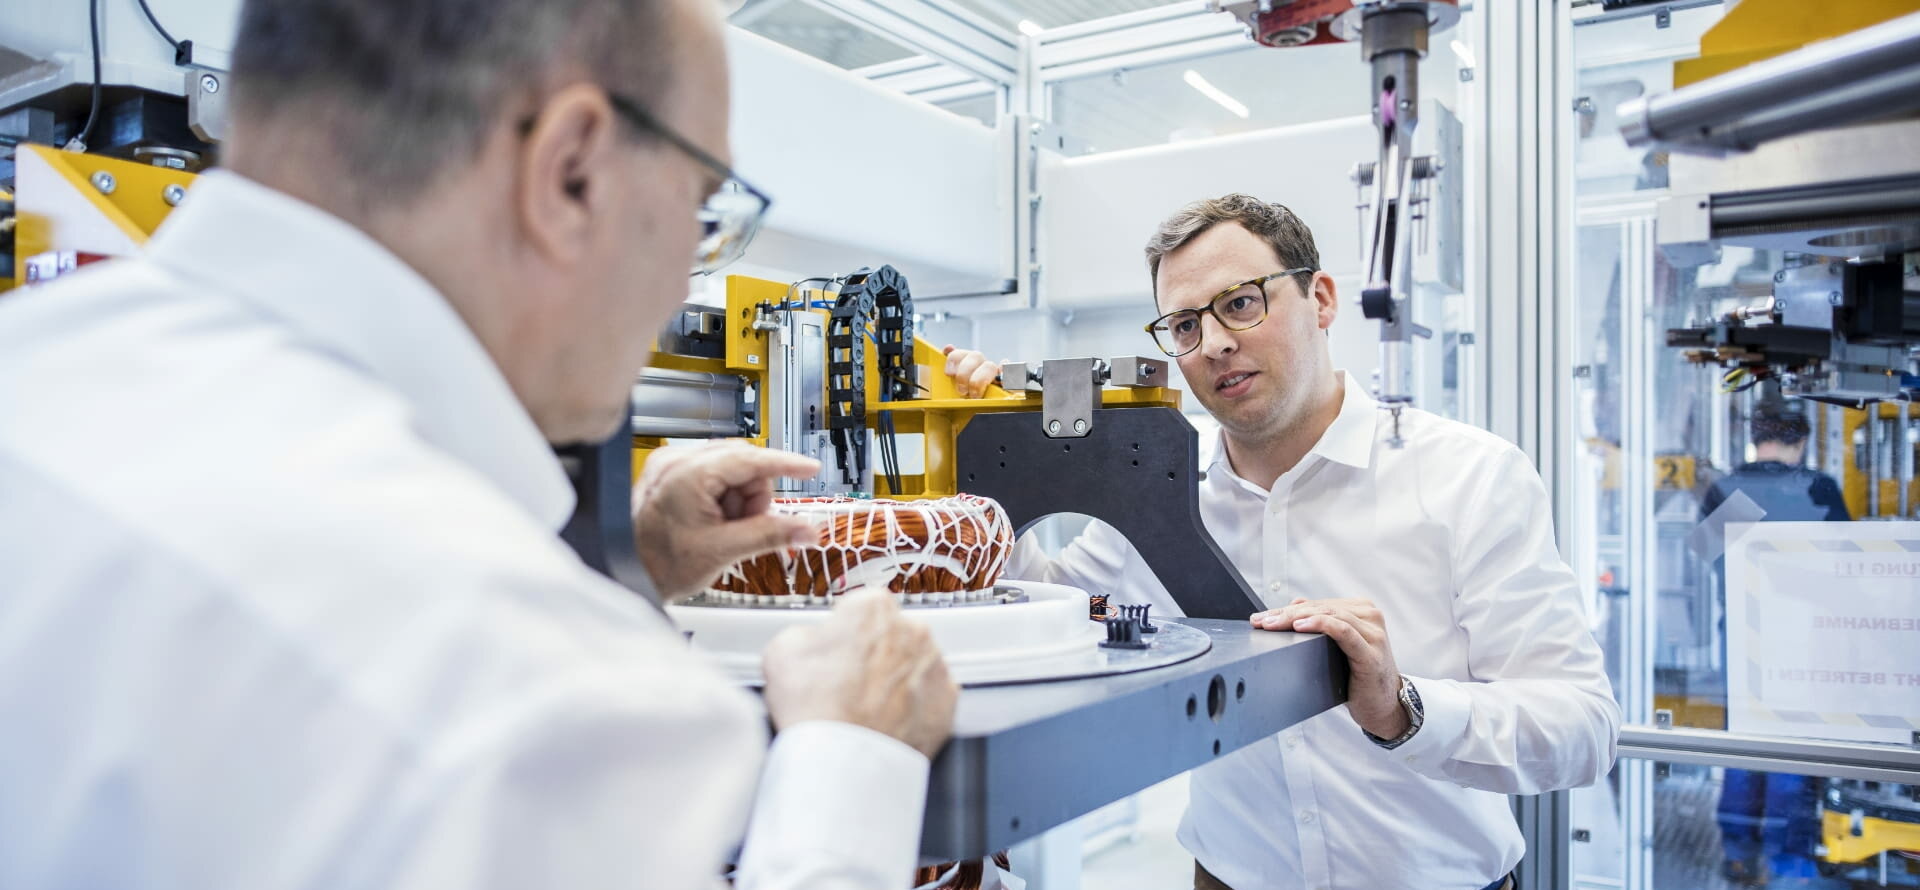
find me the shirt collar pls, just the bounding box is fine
[143,171,577,531]
[1206,369,1379,482]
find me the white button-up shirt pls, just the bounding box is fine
[1010,373,1620,890]
[0,171,925,890]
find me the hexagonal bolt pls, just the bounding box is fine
[163,184,187,207]
[200,73,221,94]
[90,171,116,195]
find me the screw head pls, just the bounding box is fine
[1829,291,1843,305]
[90,171,116,195]
[200,73,220,94]
[1047,420,1062,435]
[162,183,186,206]
[1774,270,1787,282]
[1073,418,1088,434]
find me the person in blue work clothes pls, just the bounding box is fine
[1703,407,1851,885]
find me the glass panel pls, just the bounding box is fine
[1575,759,1920,890]
[942,0,1169,31]
[730,2,919,69]
[1570,6,1723,197]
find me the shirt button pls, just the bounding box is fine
[1299,810,1316,824]
[1268,581,1283,594]
[1284,734,1300,749]
[1406,755,1418,763]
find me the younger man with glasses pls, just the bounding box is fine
[945,194,1620,890]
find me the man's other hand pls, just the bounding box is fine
[631,442,821,600]
[761,589,959,759]
[941,345,1001,399]
[1252,597,1409,740]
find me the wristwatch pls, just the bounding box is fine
[1363,675,1424,750]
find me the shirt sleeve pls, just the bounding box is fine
[351,667,769,890]
[734,721,931,890]
[1390,446,1622,795]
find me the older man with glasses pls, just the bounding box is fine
[0,1,956,888]
[943,194,1619,890]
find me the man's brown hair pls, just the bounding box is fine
[1143,194,1320,301]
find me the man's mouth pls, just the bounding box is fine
[1215,371,1257,392]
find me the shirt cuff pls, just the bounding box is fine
[1382,676,1471,776]
[739,720,929,883]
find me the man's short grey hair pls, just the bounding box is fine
[1143,194,1321,300]
[231,0,675,203]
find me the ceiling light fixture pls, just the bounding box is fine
[1183,69,1249,119]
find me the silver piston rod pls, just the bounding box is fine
[1356,3,1441,443]
[629,368,750,439]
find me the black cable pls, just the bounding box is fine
[134,0,183,50]
[71,0,104,152]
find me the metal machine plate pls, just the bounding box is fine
[921,619,1348,859]
[957,407,1264,619]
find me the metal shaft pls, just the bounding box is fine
[1866,408,1881,518]
[1360,7,1429,405]
[1619,11,1920,155]
[630,368,748,439]
[1899,404,1914,518]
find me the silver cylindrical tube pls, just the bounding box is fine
[1865,409,1881,518]
[630,368,747,439]
[1618,11,1920,153]
[1899,404,1914,518]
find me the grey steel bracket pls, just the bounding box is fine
[1040,357,1102,438]
[957,406,1264,619]
[1107,356,1169,388]
[998,361,1043,394]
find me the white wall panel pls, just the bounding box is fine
[1040,115,1375,309]
[727,28,1010,297]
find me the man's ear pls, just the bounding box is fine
[514,84,619,266]
[1312,272,1339,331]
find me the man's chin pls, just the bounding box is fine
[542,399,631,448]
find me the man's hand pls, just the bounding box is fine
[941,345,1001,399]
[631,442,821,600]
[1252,597,1409,739]
[761,589,959,759]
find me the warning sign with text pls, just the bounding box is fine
[1726,521,1920,745]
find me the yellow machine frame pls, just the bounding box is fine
[1673,0,1920,87]
[5,144,197,289]
[638,275,1183,497]
[1822,807,1920,869]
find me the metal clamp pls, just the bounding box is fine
[1041,357,1101,438]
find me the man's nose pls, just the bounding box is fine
[1200,312,1237,360]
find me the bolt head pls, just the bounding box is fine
[90,171,116,195]
[200,73,220,93]
[1047,420,1062,434]
[1774,270,1787,282]
[162,183,186,206]
[1073,419,1088,434]
[1829,291,1843,305]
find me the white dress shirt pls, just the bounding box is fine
[1009,373,1620,890]
[0,171,926,890]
